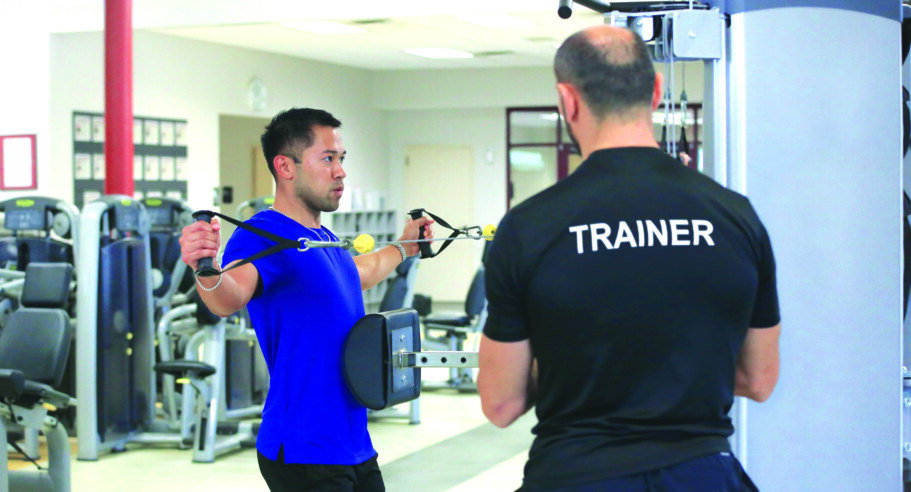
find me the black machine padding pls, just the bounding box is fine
[395,255,417,276]
[20,262,73,309]
[154,360,217,379]
[412,294,432,317]
[0,310,72,387]
[343,314,387,410]
[343,309,421,410]
[0,369,26,401]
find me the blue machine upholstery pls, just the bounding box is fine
[0,237,71,270]
[97,238,151,441]
[149,232,184,297]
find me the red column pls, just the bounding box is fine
[104,0,134,196]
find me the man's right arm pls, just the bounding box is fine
[179,218,260,317]
[734,324,781,402]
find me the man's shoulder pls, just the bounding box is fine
[225,211,287,249]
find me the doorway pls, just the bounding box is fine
[404,144,474,303]
[217,115,273,245]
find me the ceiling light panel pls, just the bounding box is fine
[279,21,366,34]
[455,13,536,28]
[403,48,474,59]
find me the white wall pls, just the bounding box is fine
[49,30,387,211]
[372,62,703,112]
[372,67,557,111]
[0,5,52,202]
[384,107,507,270]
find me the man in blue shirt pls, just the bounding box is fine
[180,108,432,491]
[478,26,781,491]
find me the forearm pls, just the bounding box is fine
[525,359,538,411]
[196,275,245,317]
[479,367,536,428]
[354,245,403,290]
[478,336,536,428]
[194,260,257,317]
[733,377,755,400]
[734,363,777,402]
[733,325,781,402]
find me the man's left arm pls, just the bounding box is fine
[478,334,537,428]
[353,217,433,290]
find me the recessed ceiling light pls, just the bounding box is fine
[525,36,558,43]
[279,21,366,35]
[455,13,536,28]
[403,48,474,59]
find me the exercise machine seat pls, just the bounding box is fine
[379,256,418,312]
[424,265,485,330]
[20,262,73,309]
[0,369,25,402]
[0,262,74,388]
[0,371,72,411]
[0,262,75,492]
[154,360,217,380]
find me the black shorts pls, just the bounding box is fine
[257,446,385,492]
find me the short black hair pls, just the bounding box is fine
[260,108,342,178]
[554,29,655,119]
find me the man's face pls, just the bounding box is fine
[292,125,347,214]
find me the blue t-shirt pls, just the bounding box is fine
[222,210,375,465]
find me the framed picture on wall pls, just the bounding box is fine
[0,134,37,190]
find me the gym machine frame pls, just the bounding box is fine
[76,196,166,459]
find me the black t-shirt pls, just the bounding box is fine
[484,147,780,489]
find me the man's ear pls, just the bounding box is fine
[272,155,295,181]
[651,72,664,111]
[557,83,580,122]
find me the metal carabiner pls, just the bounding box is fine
[461,225,483,239]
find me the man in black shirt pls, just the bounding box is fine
[477,25,781,491]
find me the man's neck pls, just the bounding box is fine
[579,114,660,160]
[271,196,321,229]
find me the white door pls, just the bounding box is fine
[404,145,474,303]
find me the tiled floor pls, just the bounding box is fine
[7,372,536,491]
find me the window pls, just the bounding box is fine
[506,107,578,210]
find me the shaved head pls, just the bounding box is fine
[554,25,656,120]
